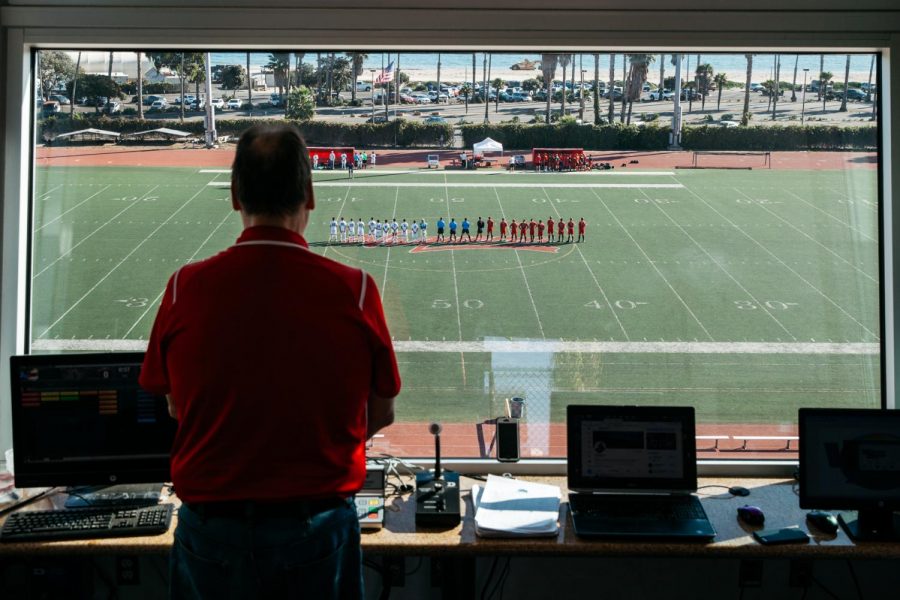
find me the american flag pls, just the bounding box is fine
[375,61,395,84]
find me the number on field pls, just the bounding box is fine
[463,299,484,309]
[735,198,779,205]
[585,300,647,310]
[432,299,483,309]
[553,198,579,204]
[634,198,675,204]
[432,299,452,309]
[113,196,157,202]
[429,197,444,203]
[116,297,148,308]
[324,197,342,202]
[350,197,363,202]
[450,197,465,203]
[531,198,547,204]
[734,300,798,310]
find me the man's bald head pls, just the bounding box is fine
[231,124,312,217]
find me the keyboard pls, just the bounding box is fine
[0,504,173,543]
[569,494,706,521]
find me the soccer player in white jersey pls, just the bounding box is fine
[375,220,384,243]
[410,220,419,242]
[419,219,428,244]
[357,219,365,244]
[347,219,356,242]
[390,219,399,245]
[401,219,409,243]
[329,217,338,242]
[368,217,377,243]
[382,219,390,244]
[339,218,347,243]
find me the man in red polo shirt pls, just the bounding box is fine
[141,124,399,600]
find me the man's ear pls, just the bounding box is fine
[231,182,241,211]
[305,179,315,211]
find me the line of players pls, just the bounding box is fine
[329,216,587,244]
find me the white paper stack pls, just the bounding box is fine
[472,475,561,538]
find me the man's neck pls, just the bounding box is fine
[241,212,306,237]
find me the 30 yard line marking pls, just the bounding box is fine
[380,187,400,299]
[679,179,878,339]
[33,339,880,355]
[783,189,877,243]
[37,183,208,339]
[643,188,796,341]
[34,185,159,278]
[540,186,629,341]
[492,188,545,339]
[590,186,714,340]
[735,188,877,284]
[35,184,112,232]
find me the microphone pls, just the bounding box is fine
[429,422,442,479]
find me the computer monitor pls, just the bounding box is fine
[9,352,176,488]
[799,408,900,541]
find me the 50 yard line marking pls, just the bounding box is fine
[444,174,466,384]
[34,185,159,278]
[35,184,112,233]
[38,183,207,339]
[679,179,878,339]
[588,187,714,341]
[492,188,545,339]
[380,187,400,299]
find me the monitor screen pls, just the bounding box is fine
[9,352,176,487]
[799,408,900,510]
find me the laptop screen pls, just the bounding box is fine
[567,405,698,494]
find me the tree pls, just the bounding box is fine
[593,53,601,125]
[741,54,753,126]
[791,55,799,102]
[266,52,291,102]
[285,86,315,120]
[38,50,77,100]
[313,55,352,105]
[459,83,472,114]
[839,55,851,112]
[147,52,204,121]
[492,77,503,112]
[67,74,120,112]
[70,52,82,117]
[540,53,560,124]
[625,54,654,124]
[762,79,776,113]
[820,71,833,112]
[347,52,367,102]
[695,62,713,111]
[522,78,540,92]
[608,53,616,123]
[771,55,781,120]
[658,53,666,100]
[559,54,571,117]
[221,65,246,90]
[136,51,144,120]
[713,73,728,111]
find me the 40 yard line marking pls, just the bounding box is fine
[35,184,112,232]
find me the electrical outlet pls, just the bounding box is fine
[116,555,140,586]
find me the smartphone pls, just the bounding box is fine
[496,417,520,462]
[753,527,810,545]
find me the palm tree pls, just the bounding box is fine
[294,52,304,90]
[619,54,627,123]
[763,79,776,113]
[741,54,753,126]
[493,76,503,112]
[695,62,713,111]
[559,54,571,117]
[820,71,833,112]
[483,53,491,123]
[541,53,560,124]
[791,55,799,102]
[436,53,442,108]
[771,55,781,120]
[607,53,615,123]
[866,55,875,102]
[625,54,654,124]
[347,52,366,103]
[714,73,728,111]
[593,53,601,124]
[70,51,81,117]
[267,53,291,103]
[460,83,472,114]
[136,52,144,120]
[839,55,851,112]
[658,53,666,102]
[818,55,824,101]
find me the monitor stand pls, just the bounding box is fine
[839,509,900,542]
[64,483,164,509]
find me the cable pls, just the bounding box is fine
[494,558,512,600]
[847,560,864,600]
[811,575,842,600]
[0,486,58,517]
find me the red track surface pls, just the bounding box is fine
[36,145,876,171]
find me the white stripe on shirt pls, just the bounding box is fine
[359,270,367,310]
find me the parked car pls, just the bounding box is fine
[142,95,164,106]
[49,94,70,105]
[411,93,431,105]
[365,115,388,123]
[647,89,674,101]
[173,94,196,105]
[845,88,867,101]
[103,100,122,114]
[354,81,372,92]
[399,93,415,104]
[749,82,763,92]
[428,91,449,103]
[424,116,447,124]
[226,98,242,109]
[41,101,61,117]
[210,98,225,109]
[149,100,167,111]
[511,92,532,102]
[269,94,283,107]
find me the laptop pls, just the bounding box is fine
[567,405,716,540]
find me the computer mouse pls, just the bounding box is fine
[806,511,839,534]
[737,505,765,526]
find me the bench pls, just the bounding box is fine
[696,435,731,451]
[735,435,799,451]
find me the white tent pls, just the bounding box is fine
[473,137,503,156]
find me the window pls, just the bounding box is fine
[24,48,883,464]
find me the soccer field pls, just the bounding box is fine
[31,164,881,427]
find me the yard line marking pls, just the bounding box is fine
[444,173,466,384]
[34,185,159,278]
[35,184,112,232]
[644,188,797,341]
[198,169,231,173]
[311,169,677,177]
[735,188,878,284]
[123,205,236,338]
[380,187,400,299]
[37,183,65,199]
[678,180,878,339]
[783,189,877,243]
[492,188,545,339]
[37,183,206,339]
[825,184,878,212]
[33,339,880,355]
[313,182,684,189]
[592,187,715,340]
[540,186,629,340]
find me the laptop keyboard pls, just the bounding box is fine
[570,495,706,521]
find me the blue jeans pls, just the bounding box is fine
[170,499,362,600]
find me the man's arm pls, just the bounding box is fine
[165,394,177,420]
[367,391,395,439]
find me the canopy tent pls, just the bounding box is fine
[121,128,194,142]
[472,137,503,156]
[52,128,120,143]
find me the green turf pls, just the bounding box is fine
[31,165,882,431]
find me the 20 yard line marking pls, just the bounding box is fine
[541,185,630,341]
[492,188,545,339]
[38,183,208,339]
[678,179,878,339]
[35,184,112,232]
[587,187,714,341]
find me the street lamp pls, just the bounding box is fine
[580,69,586,122]
[369,69,376,122]
[801,68,809,125]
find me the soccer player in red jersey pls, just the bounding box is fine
[578,217,586,242]
[546,217,555,243]
[519,220,528,243]
[509,218,517,242]
[487,216,495,241]
[557,218,565,242]
[537,220,545,242]
[567,218,575,243]
[528,218,536,243]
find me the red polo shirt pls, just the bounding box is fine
[140,225,401,503]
